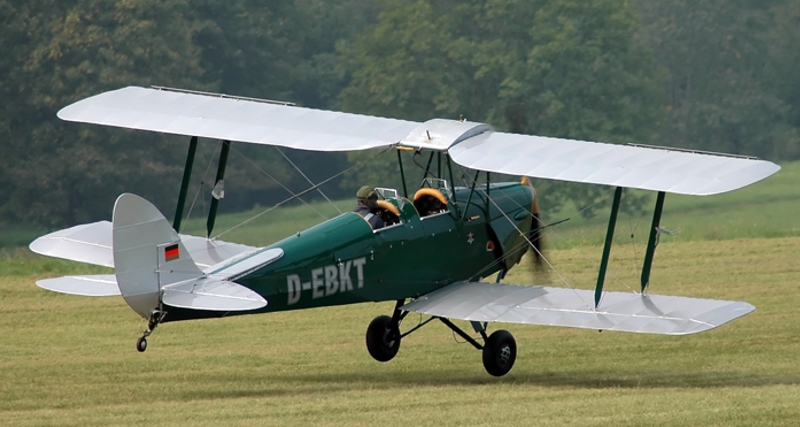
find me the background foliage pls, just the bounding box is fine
[1,0,798,228]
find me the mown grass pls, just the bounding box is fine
[2,235,800,426]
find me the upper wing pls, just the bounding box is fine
[401,281,754,335]
[58,86,419,152]
[448,132,780,196]
[58,86,779,195]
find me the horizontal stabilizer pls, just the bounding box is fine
[181,235,258,270]
[402,282,755,335]
[30,222,114,267]
[36,275,119,296]
[162,278,267,311]
[30,220,258,270]
[204,248,284,280]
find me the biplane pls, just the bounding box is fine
[31,86,780,376]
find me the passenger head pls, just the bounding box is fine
[356,185,378,209]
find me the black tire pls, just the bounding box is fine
[366,315,401,362]
[136,337,148,353]
[482,330,516,377]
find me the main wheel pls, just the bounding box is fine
[136,336,148,353]
[366,315,401,362]
[482,330,516,377]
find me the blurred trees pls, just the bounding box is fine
[1,0,208,226]
[1,0,798,227]
[634,0,800,160]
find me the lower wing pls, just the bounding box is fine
[401,281,754,335]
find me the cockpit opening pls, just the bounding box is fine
[414,178,451,217]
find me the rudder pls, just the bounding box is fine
[112,193,202,319]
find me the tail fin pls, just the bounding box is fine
[112,193,267,319]
[113,193,201,319]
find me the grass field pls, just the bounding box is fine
[1,162,798,426]
[2,237,799,426]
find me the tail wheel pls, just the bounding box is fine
[366,315,401,362]
[136,336,148,353]
[482,330,517,377]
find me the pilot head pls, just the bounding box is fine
[356,185,379,209]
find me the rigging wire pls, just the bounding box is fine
[184,148,218,224]
[212,146,394,240]
[455,167,593,310]
[229,146,329,221]
[275,147,343,215]
[454,166,653,308]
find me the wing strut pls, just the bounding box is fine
[640,191,666,292]
[594,186,623,308]
[396,149,409,198]
[173,136,198,233]
[206,140,231,237]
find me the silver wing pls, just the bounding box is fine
[58,86,418,152]
[401,282,754,335]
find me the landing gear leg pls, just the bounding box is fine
[439,318,517,377]
[136,308,166,353]
[364,302,518,377]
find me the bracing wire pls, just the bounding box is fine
[184,148,218,223]
[456,165,653,308]
[228,146,329,221]
[212,146,394,240]
[455,166,593,310]
[275,147,342,215]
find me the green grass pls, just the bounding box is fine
[2,237,800,426]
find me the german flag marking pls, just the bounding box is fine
[165,243,180,262]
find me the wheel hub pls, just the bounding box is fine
[383,328,397,348]
[499,345,511,364]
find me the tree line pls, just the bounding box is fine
[2,0,798,228]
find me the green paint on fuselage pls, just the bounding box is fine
[162,182,535,323]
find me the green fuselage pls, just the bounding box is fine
[163,182,535,322]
